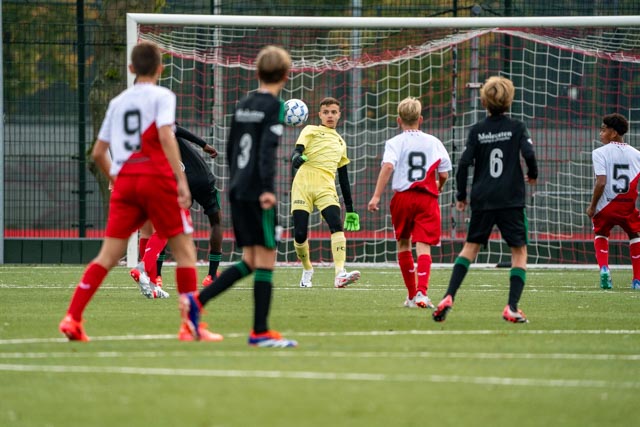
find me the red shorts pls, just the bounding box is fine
[105,175,193,240]
[592,203,640,237]
[390,190,441,245]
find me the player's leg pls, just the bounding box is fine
[390,192,417,305]
[622,214,640,289]
[169,231,223,341]
[414,242,434,309]
[448,242,480,298]
[397,239,417,307]
[502,245,529,323]
[248,239,297,347]
[498,208,529,323]
[138,220,153,260]
[322,205,360,288]
[291,177,315,287]
[155,247,166,286]
[194,202,256,318]
[130,220,160,298]
[60,237,130,341]
[412,194,440,308]
[293,209,314,287]
[142,233,169,297]
[198,184,223,287]
[594,235,612,289]
[629,235,640,290]
[591,213,613,289]
[202,209,223,286]
[433,211,489,322]
[61,178,145,341]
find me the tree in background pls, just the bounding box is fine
[88,0,165,213]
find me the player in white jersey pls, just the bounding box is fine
[587,113,640,290]
[368,97,451,308]
[58,41,218,341]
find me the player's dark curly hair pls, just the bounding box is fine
[603,113,629,136]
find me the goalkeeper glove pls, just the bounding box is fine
[344,211,360,232]
[292,152,308,169]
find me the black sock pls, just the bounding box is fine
[445,256,471,300]
[252,269,273,334]
[156,249,166,277]
[198,261,252,306]
[508,268,526,311]
[208,252,222,277]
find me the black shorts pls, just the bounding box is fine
[466,207,528,247]
[188,173,220,216]
[230,200,280,249]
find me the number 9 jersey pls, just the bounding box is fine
[97,83,176,178]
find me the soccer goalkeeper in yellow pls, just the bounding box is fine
[290,97,361,288]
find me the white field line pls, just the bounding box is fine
[0,349,638,361]
[1,329,639,345]
[1,284,637,295]
[0,264,632,270]
[0,363,638,389]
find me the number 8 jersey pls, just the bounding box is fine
[97,83,176,178]
[592,142,640,216]
[382,130,451,196]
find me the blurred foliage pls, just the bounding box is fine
[3,0,639,115]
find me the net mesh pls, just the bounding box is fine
[136,21,640,265]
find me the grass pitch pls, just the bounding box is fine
[0,265,638,427]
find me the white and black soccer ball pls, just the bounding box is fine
[284,99,309,127]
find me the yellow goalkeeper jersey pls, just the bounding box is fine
[296,124,350,178]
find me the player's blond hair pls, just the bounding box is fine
[256,45,291,84]
[397,97,421,125]
[481,76,515,115]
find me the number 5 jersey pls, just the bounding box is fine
[592,141,640,216]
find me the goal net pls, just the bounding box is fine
[127,14,640,267]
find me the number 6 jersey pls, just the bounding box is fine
[592,141,640,216]
[456,115,538,212]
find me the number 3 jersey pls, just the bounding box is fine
[97,83,176,178]
[382,130,451,196]
[457,115,538,211]
[592,142,640,216]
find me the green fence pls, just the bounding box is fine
[3,0,640,263]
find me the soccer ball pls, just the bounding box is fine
[284,99,309,127]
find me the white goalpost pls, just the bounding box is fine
[125,13,640,268]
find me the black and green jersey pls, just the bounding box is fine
[456,114,538,212]
[226,92,285,202]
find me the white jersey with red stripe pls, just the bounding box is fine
[592,141,640,215]
[97,82,176,178]
[382,130,452,196]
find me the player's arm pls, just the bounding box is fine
[368,162,393,212]
[520,125,538,184]
[159,125,191,209]
[338,165,360,231]
[91,139,114,186]
[455,134,476,204]
[176,125,217,158]
[257,105,282,209]
[291,144,307,168]
[437,171,449,192]
[587,175,606,218]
